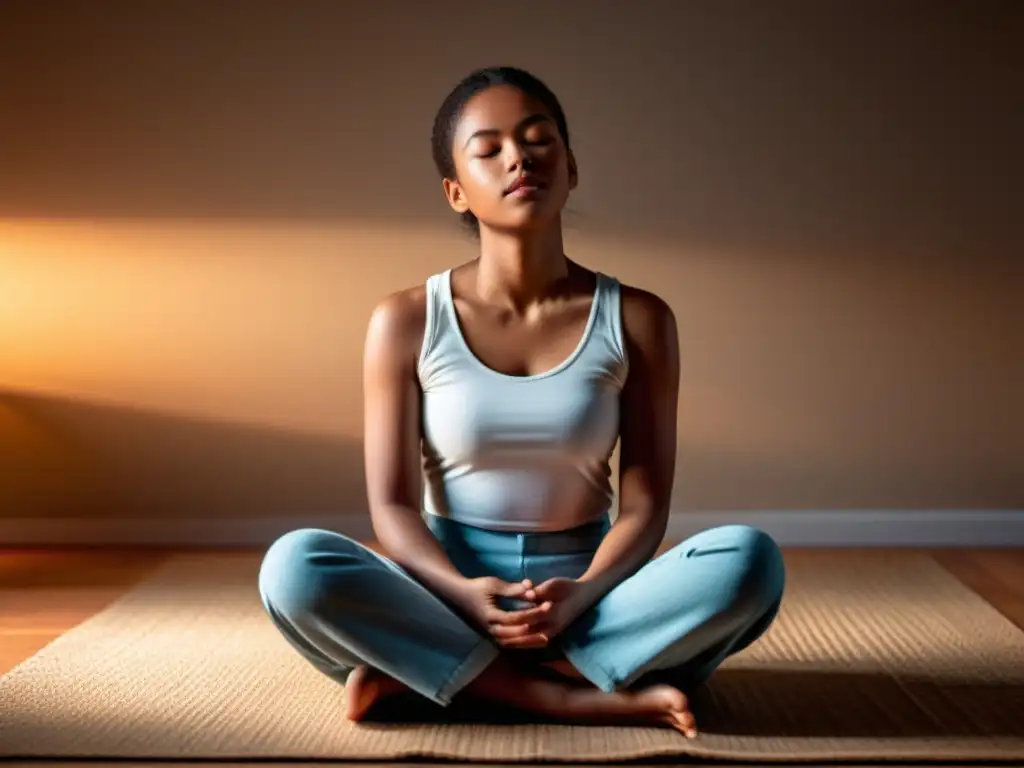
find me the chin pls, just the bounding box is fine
[487,205,564,233]
[490,216,556,235]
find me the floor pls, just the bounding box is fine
[1,544,1023,768]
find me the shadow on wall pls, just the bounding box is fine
[3,377,1019,536]
[0,390,368,528]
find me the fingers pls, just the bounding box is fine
[521,579,539,602]
[531,577,559,600]
[489,622,546,639]
[499,578,533,598]
[488,601,553,626]
[495,630,550,648]
[489,622,550,648]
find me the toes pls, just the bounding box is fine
[673,710,698,739]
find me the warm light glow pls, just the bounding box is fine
[1,218,1016,512]
[0,219,469,437]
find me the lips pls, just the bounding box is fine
[505,174,546,195]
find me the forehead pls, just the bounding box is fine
[455,85,553,141]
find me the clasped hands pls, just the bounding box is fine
[454,575,594,649]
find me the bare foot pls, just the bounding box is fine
[465,654,698,738]
[343,664,409,721]
[342,657,696,737]
[634,684,700,738]
[561,682,698,738]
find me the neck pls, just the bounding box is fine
[474,220,569,311]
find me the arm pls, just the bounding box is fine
[362,289,467,603]
[576,287,681,599]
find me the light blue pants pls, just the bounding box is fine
[258,514,785,709]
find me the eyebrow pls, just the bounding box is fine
[463,114,552,149]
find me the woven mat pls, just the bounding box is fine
[1,551,1023,763]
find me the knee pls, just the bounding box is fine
[712,524,786,617]
[258,528,358,616]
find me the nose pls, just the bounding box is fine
[504,140,532,172]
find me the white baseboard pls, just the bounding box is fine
[663,509,1024,547]
[1,510,1022,548]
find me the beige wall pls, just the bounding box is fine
[1,1,1020,531]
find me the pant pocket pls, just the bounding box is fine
[683,544,741,558]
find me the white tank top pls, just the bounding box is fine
[417,268,629,532]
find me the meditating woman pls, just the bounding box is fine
[258,66,786,738]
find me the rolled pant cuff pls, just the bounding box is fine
[559,640,619,693]
[432,636,501,706]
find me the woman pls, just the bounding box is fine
[259,67,786,738]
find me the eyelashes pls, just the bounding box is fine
[476,138,555,159]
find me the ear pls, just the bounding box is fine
[442,178,471,214]
[567,149,579,191]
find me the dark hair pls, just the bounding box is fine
[431,66,571,236]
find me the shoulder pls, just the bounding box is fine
[364,282,429,368]
[618,282,678,354]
